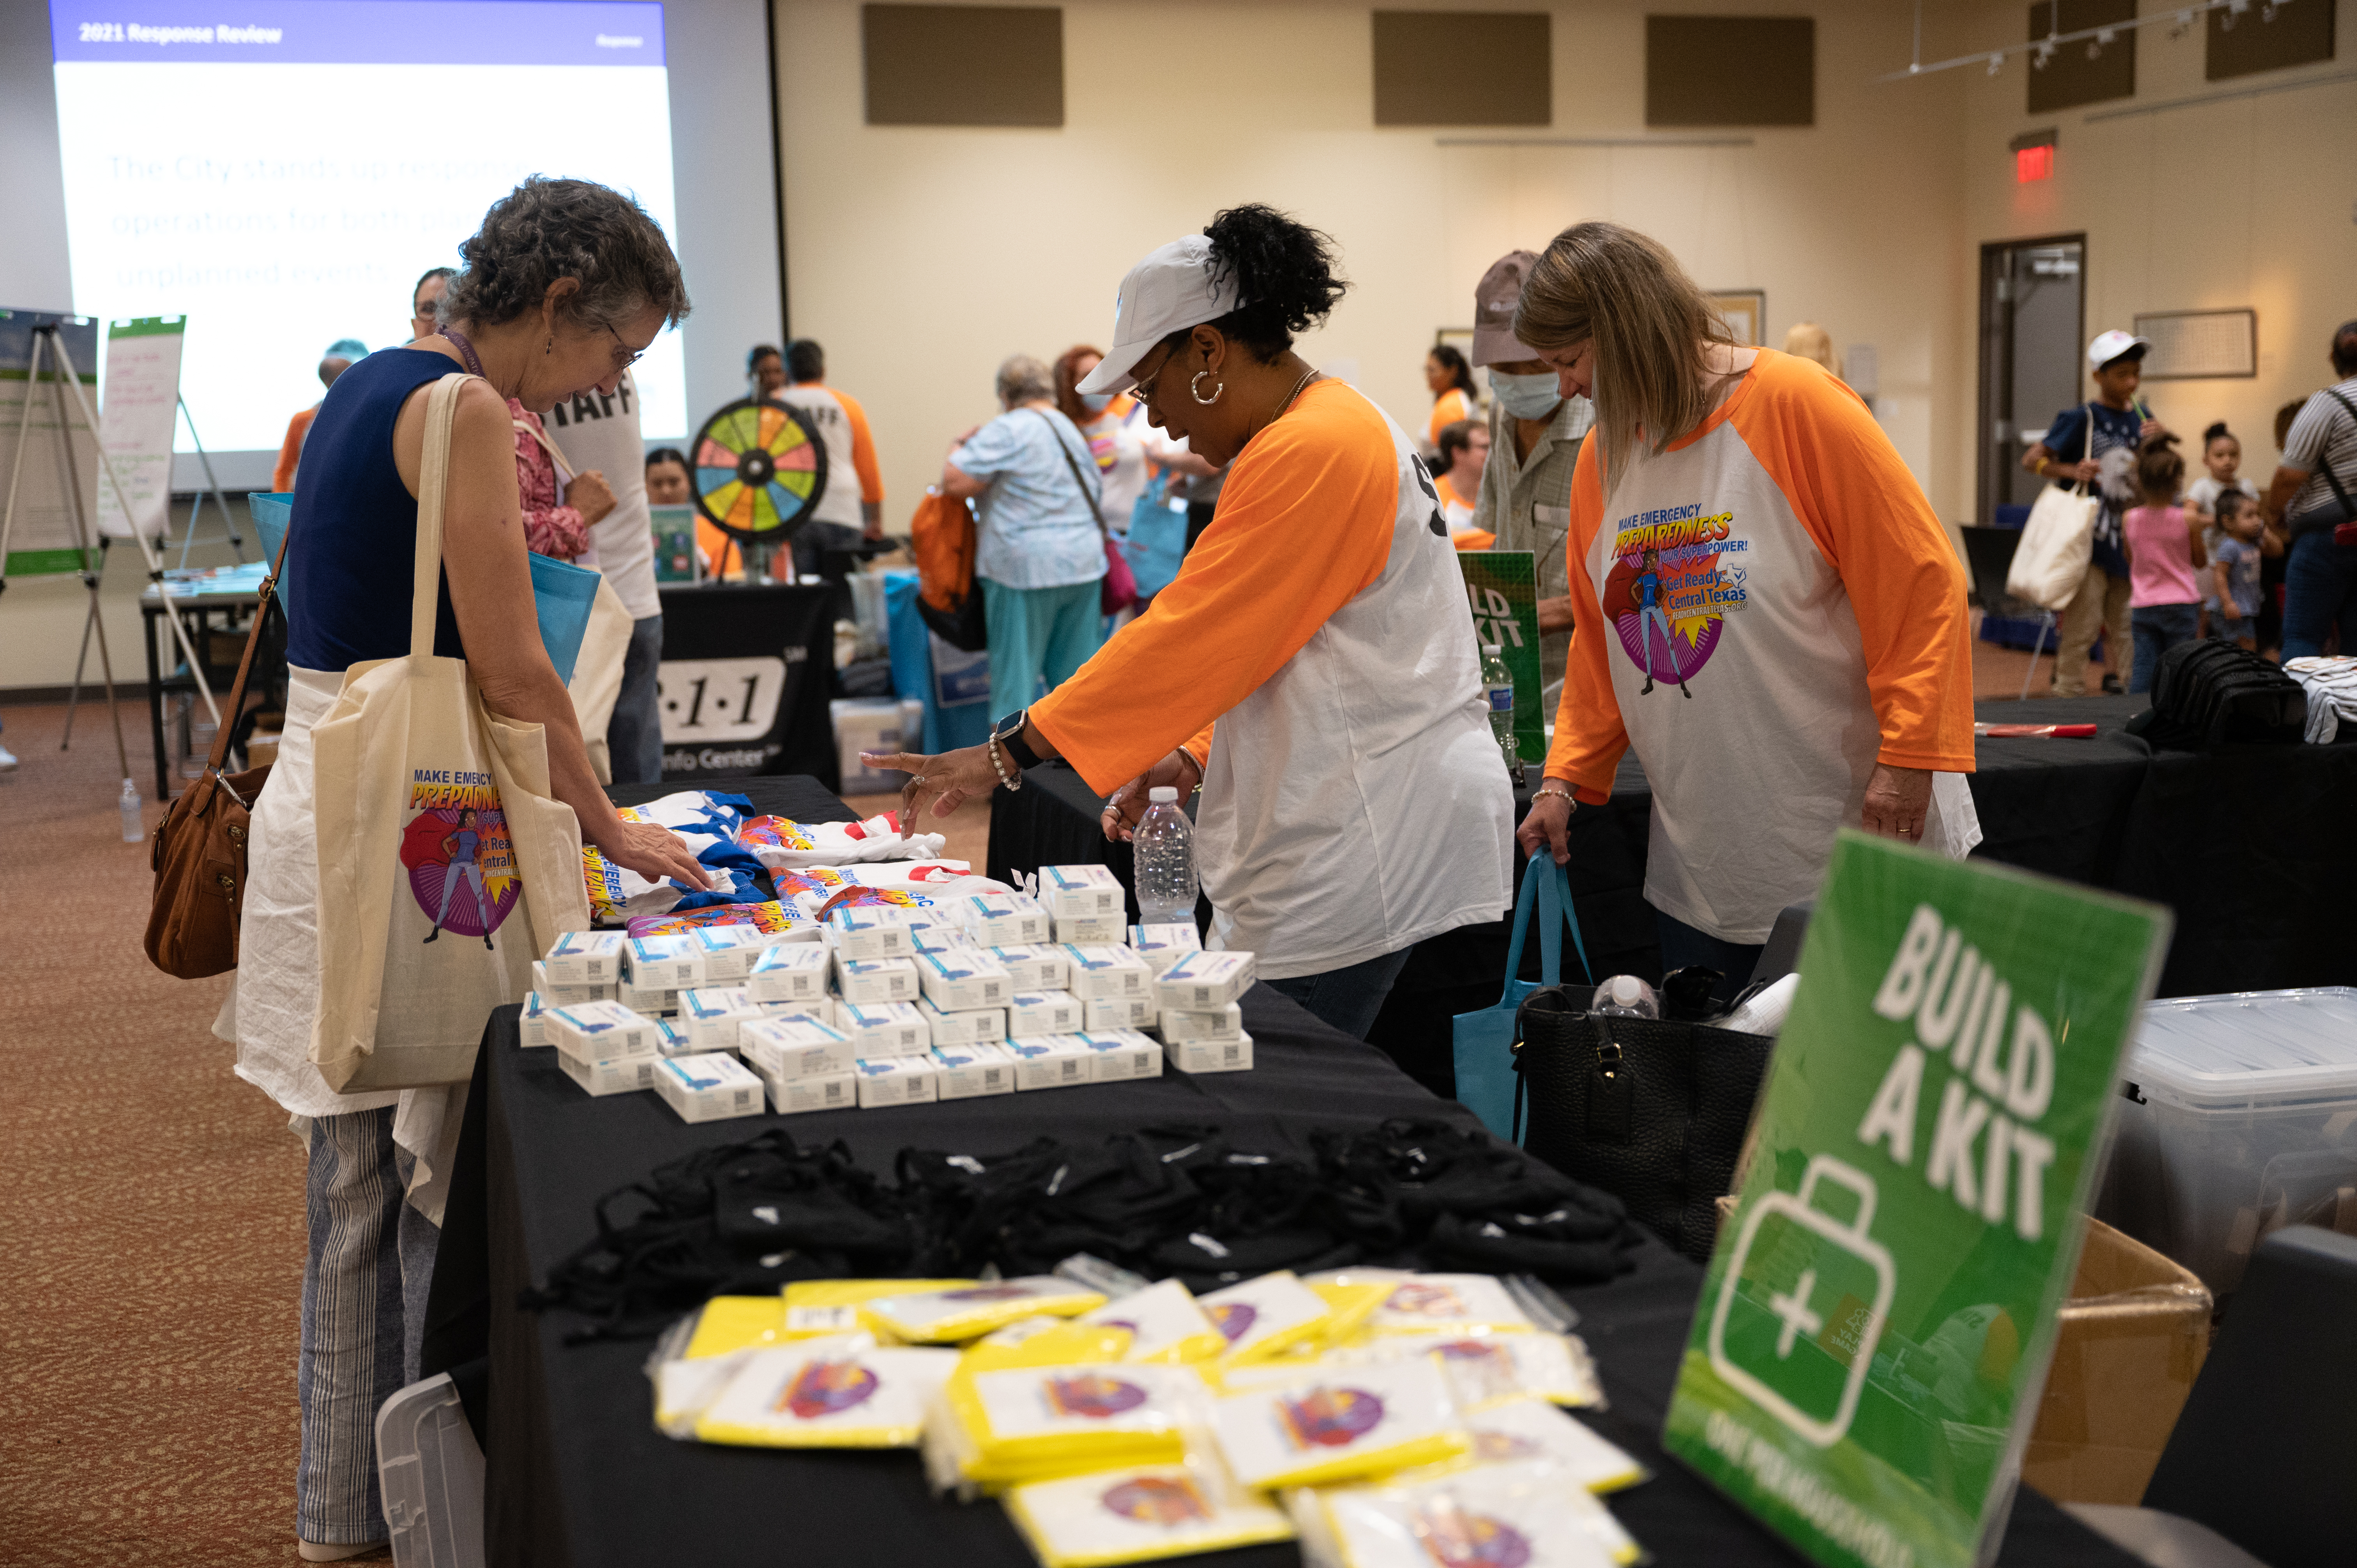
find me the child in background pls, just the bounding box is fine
[2122,433,2207,694]
[2207,491,2264,650]
[2184,420,2260,632]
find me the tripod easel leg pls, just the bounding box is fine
[43,331,132,782]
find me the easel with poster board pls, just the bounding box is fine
[90,315,244,570]
[0,309,219,791]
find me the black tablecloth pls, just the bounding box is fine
[424,776,2134,1568]
[992,696,2357,1097]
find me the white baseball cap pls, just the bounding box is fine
[2087,330,2150,370]
[1075,235,1243,396]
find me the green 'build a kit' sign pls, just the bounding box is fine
[1664,832,2170,1568]
[1456,550,1544,763]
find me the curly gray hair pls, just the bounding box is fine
[995,354,1054,406]
[442,177,691,332]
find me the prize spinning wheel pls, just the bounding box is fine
[691,397,829,544]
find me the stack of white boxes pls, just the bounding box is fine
[1153,949,1257,1074]
[544,998,663,1096]
[1039,864,1126,945]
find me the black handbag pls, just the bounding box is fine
[1512,984,1773,1261]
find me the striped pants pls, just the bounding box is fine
[299,1108,439,1545]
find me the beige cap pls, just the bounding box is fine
[1472,250,1541,367]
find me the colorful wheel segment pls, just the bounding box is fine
[689,397,830,541]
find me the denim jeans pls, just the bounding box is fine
[605,614,664,784]
[2130,602,2200,694]
[1262,946,1415,1040]
[1656,909,1764,1006]
[2281,530,2357,660]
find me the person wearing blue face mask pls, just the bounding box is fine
[1056,343,1153,537]
[1467,249,1595,701]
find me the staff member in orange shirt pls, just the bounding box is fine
[865,206,1514,1038]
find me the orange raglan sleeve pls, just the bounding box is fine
[1028,395,1398,793]
[1738,357,1975,773]
[272,409,313,493]
[1541,439,1630,802]
[834,390,885,503]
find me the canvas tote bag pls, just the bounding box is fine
[567,576,635,784]
[309,372,592,1091]
[2005,404,2099,611]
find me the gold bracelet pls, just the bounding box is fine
[1533,786,1575,805]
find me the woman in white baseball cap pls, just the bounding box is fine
[866,205,1514,1039]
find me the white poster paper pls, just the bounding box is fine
[0,311,102,579]
[96,316,184,541]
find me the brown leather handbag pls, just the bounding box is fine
[144,539,288,979]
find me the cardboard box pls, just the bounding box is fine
[1039,863,1124,919]
[677,987,762,1051]
[740,1015,859,1082]
[1078,1030,1163,1082]
[1061,944,1152,1001]
[914,948,1012,1011]
[542,930,627,985]
[912,924,982,958]
[655,1053,766,1123]
[930,1041,1015,1099]
[1085,995,1159,1031]
[838,1000,928,1058]
[958,891,1052,946]
[654,1018,698,1057]
[547,1000,660,1064]
[746,943,830,1005]
[991,944,1069,992]
[1005,1034,1094,1091]
[557,1050,658,1097]
[823,905,917,961]
[1164,1030,1254,1075]
[917,995,1006,1046]
[1156,951,1256,1010]
[757,1064,857,1115]
[2021,1218,2212,1506]
[1159,1003,1243,1045]
[854,1055,938,1108]
[1007,991,1083,1038]
[1056,913,1127,947]
[530,962,615,1008]
[837,955,920,1006]
[692,924,779,982]
[519,992,551,1048]
[624,934,703,989]
[1127,923,1201,975]
[615,978,682,1017]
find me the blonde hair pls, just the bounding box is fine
[1783,321,1840,379]
[1513,222,1732,480]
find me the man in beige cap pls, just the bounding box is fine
[1468,249,1595,704]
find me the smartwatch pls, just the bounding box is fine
[991,709,1042,772]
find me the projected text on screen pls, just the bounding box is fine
[49,1,685,454]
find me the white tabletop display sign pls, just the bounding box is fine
[95,316,185,541]
[0,310,102,577]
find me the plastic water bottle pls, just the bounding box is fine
[1480,644,1520,782]
[119,777,145,844]
[1133,786,1198,925]
[1592,975,1659,1019]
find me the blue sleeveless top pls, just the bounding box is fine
[284,348,468,671]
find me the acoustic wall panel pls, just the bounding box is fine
[2026,0,2136,115]
[864,5,1063,126]
[1372,11,1551,127]
[2206,0,2333,81]
[1645,16,1814,127]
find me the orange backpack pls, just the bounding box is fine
[910,488,987,650]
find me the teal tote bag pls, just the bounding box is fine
[1451,851,1591,1141]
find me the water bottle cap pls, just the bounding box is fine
[1148,786,1179,803]
[1482,644,1501,656]
[1606,975,1644,1005]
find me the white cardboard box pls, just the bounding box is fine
[1007,990,1083,1037]
[746,943,831,1005]
[930,1041,1016,1099]
[740,1015,859,1082]
[762,1065,857,1114]
[990,944,1069,992]
[1156,951,1257,1011]
[530,962,615,1008]
[854,1055,938,1107]
[917,995,1006,1046]
[624,934,703,989]
[822,906,916,961]
[1056,913,1128,947]
[656,1053,767,1123]
[1005,1034,1094,1091]
[1039,864,1124,920]
[691,925,777,982]
[837,955,920,1006]
[542,930,627,985]
[1078,1030,1164,1082]
[912,924,982,957]
[1085,995,1159,1031]
[838,1000,929,1058]
[547,1000,660,1063]
[914,948,1012,1011]
[519,992,551,1048]
[1164,1029,1254,1075]
[616,978,682,1017]
[1061,944,1152,1001]
[654,1017,698,1057]
[558,1050,658,1096]
[677,987,764,1051]
[1158,1002,1244,1044]
[1127,923,1202,975]
[958,891,1052,946]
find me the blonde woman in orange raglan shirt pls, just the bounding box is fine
[1512,223,1979,1003]
[864,207,1515,1040]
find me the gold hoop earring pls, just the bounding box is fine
[1191,370,1224,406]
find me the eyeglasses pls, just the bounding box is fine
[1128,346,1173,408]
[605,320,646,371]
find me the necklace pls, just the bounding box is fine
[436,325,486,379]
[1275,365,1318,418]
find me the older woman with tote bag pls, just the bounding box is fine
[215,178,708,1560]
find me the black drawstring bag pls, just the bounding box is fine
[1513,986,1774,1262]
[2126,639,2308,749]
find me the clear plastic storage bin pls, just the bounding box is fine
[2097,988,2357,1297]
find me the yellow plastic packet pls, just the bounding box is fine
[1369,1331,1603,1410]
[654,1330,870,1439]
[861,1277,1108,1343]
[1198,1271,1332,1364]
[1005,1464,1295,1568]
[1312,1457,1643,1567]
[1302,1273,1402,1346]
[1210,1357,1468,1492]
[1461,1402,1647,1493]
[1364,1274,1538,1336]
[1081,1280,1228,1365]
[963,1315,1136,1372]
[692,1342,961,1447]
[681,1295,791,1359]
[942,1362,1197,1485]
[781,1279,974,1340]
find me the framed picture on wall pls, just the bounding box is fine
[1709,291,1767,347]
[1435,327,1476,359]
[2134,309,2257,379]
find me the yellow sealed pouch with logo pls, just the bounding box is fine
[1081,1279,1228,1365]
[680,1295,791,1359]
[1459,1402,1646,1493]
[1314,1457,1642,1568]
[944,1363,1196,1485]
[780,1278,973,1340]
[653,1331,871,1439]
[1005,1464,1295,1568]
[1198,1271,1332,1364]
[1304,1277,1398,1347]
[861,1277,1108,1343]
[693,1343,960,1447]
[1211,1358,1468,1492]
[1366,1331,1602,1411]
[962,1315,1136,1372]
[1365,1274,1538,1337]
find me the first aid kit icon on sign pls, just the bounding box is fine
[1707,1156,1896,1447]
